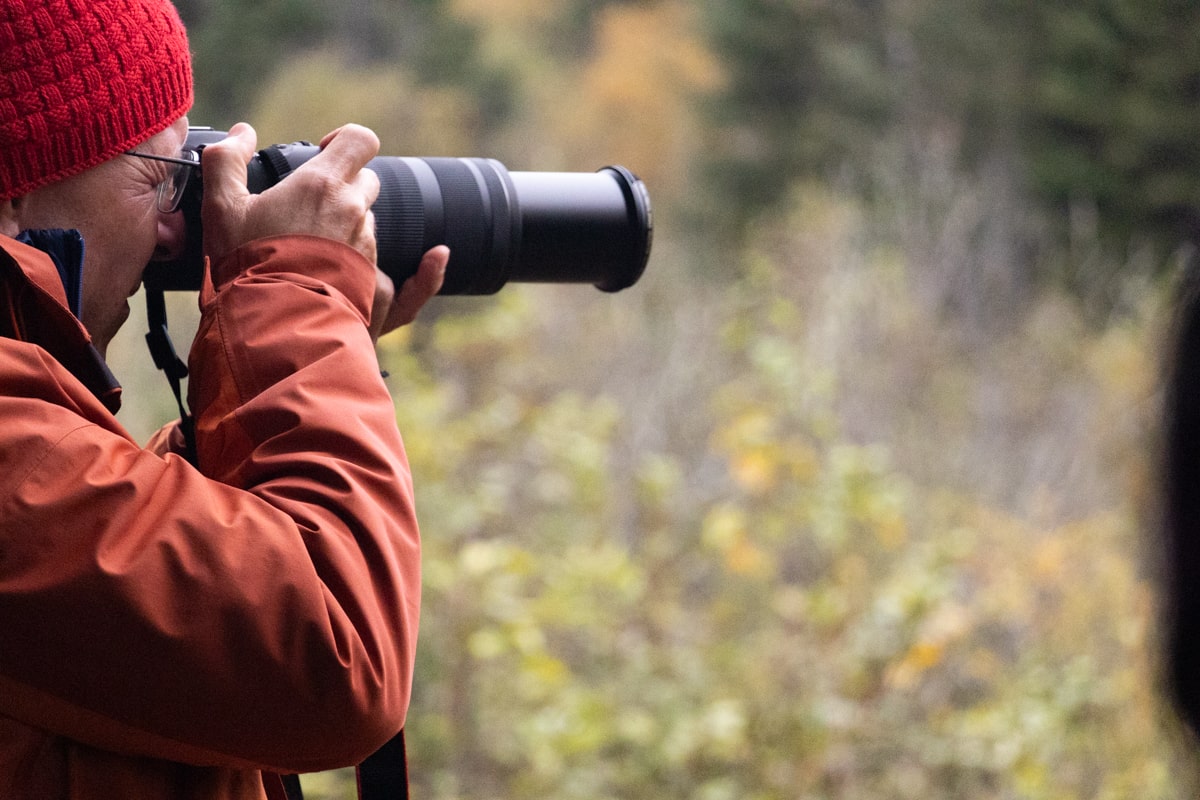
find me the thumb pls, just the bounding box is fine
[201,122,257,214]
[200,123,257,265]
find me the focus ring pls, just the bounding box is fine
[368,157,426,286]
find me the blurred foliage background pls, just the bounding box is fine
[107,0,1200,796]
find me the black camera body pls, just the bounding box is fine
[143,127,653,295]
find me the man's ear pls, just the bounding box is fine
[0,197,21,238]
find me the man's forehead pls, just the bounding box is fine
[139,117,191,156]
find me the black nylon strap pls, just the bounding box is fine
[280,774,304,800]
[144,285,197,463]
[357,730,409,799]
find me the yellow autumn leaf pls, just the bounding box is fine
[730,449,778,494]
[874,513,909,549]
[887,641,946,689]
[725,537,770,577]
[702,504,746,551]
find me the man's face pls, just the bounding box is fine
[6,116,190,355]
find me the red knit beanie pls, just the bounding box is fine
[0,0,193,200]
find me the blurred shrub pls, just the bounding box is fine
[336,183,1199,799]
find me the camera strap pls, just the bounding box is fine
[357,729,410,799]
[143,284,197,464]
[270,729,409,799]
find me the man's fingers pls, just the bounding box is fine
[200,122,256,210]
[356,209,378,267]
[369,268,396,342]
[202,122,384,284]
[356,166,381,208]
[383,246,449,332]
[199,123,258,268]
[309,124,381,181]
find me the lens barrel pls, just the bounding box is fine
[143,129,652,295]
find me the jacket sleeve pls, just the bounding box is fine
[0,235,420,774]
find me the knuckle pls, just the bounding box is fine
[361,167,381,194]
[346,123,381,151]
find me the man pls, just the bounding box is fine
[0,0,447,797]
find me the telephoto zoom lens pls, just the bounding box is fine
[367,155,651,294]
[143,129,653,296]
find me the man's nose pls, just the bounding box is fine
[152,209,187,262]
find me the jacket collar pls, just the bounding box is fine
[1,234,77,312]
[17,229,84,319]
[0,235,123,412]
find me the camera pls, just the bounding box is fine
[143,127,653,295]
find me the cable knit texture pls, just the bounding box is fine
[0,0,193,200]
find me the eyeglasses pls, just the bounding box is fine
[122,149,200,213]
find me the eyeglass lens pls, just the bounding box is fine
[157,154,196,213]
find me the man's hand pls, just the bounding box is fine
[370,245,449,341]
[200,122,382,282]
[200,122,446,333]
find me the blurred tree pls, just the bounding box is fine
[175,0,328,122]
[178,0,508,134]
[903,0,1032,163]
[1022,0,1200,252]
[248,49,481,154]
[547,2,724,190]
[314,0,515,133]
[904,0,1200,291]
[699,0,893,235]
[700,0,1200,275]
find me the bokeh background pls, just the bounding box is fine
[109,1,1200,797]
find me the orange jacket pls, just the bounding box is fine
[0,234,421,799]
